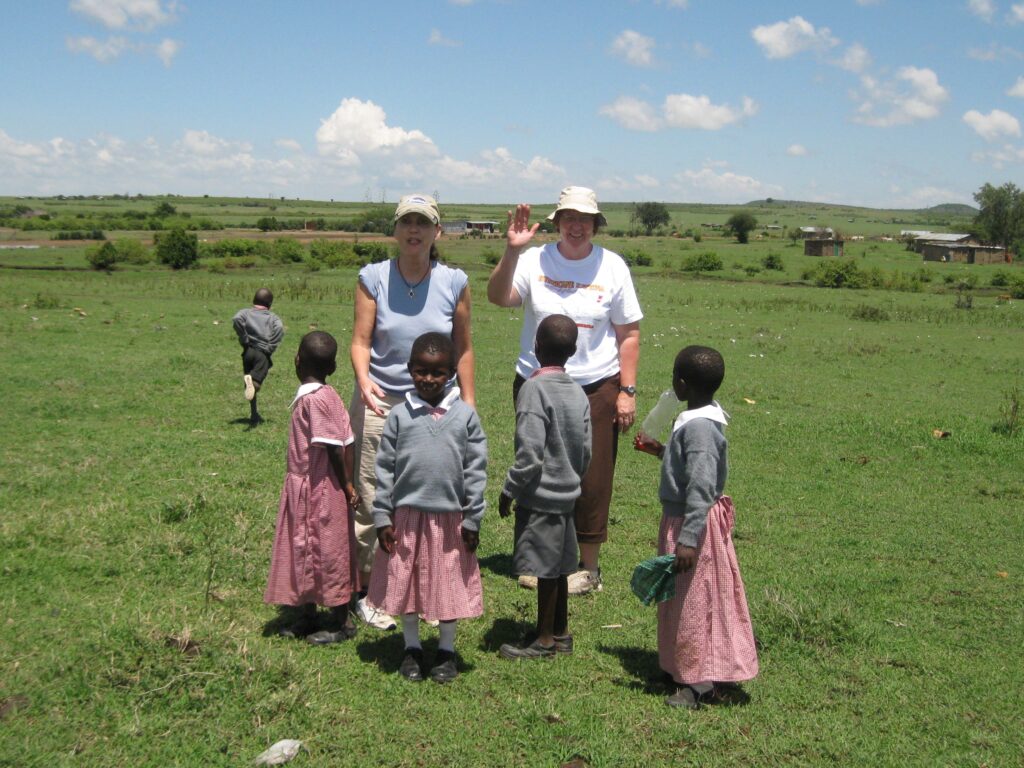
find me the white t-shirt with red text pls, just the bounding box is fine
[511,243,643,385]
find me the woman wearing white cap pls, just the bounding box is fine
[487,186,642,596]
[350,194,476,628]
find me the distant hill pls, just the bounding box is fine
[744,199,977,216]
[923,203,977,216]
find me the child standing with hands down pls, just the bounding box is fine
[264,331,360,645]
[634,345,758,708]
[499,315,592,660]
[233,288,284,426]
[367,333,487,684]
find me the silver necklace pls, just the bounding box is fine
[396,261,429,297]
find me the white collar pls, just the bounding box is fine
[672,401,729,432]
[406,386,461,412]
[289,382,323,410]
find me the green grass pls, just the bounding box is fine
[1,255,1022,766]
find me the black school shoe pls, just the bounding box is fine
[399,648,425,682]
[499,638,556,660]
[306,624,357,645]
[429,650,459,684]
[665,684,711,710]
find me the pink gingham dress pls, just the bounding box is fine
[657,496,759,684]
[264,384,359,608]
[367,505,483,623]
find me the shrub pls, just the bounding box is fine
[681,252,723,272]
[155,228,199,269]
[810,259,866,289]
[113,238,150,264]
[86,241,118,271]
[621,248,652,267]
[850,304,890,322]
[256,216,282,232]
[482,247,500,266]
[744,265,761,276]
[762,252,784,271]
[990,270,1011,287]
[353,242,391,264]
[269,238,304,263]
[309,239,358,268]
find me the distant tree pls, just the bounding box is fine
[973,182,1024,255]
[256,216,281,232]
[631,202,671,235]
[153,201,177,218]
[726,212,758,244]
[156,228,198,269]
[113,237,150,264]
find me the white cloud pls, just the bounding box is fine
[610,30,656,67]
[786,144,808,156]
[751,16,839,60]
[600,93,756,131]
[968,43,1024,61]
[663,94,758,129]
[598,96,662,131]
[70,0,176,31]
[275,139,303,152]
[316,98,438,162]
[595,174,661,195]
[449,0,475,5]
[154,38,180,66]
[1009,76,1024,97]
[971,143,1024,167]
[968,0,996,22]
[853,66,948,126]
[655,0,688,8]
[672,165,782,203]
[836,43,871,73]
[687,41,711,58]
[428,29,461,47]
[66,35,134,62]
[856,0,883,5]
[963,108,1022,141]
[1011,3,1024,22]
[0,130,46,159]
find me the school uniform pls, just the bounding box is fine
[656,403,759,686]
[367,388,487,623]
[504,368,592,579]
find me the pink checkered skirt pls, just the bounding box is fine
[657,496,759,685]
[367,506,483,623]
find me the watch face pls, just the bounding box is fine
[621,385,636,395]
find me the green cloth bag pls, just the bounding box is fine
[630,555,677,605]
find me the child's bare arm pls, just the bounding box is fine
[633,433,664,458]
[325,444,359,507]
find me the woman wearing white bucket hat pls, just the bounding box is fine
[349,194,476,629]
[487,186,643,596]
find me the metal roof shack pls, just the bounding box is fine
[441,220,498,235]
[921,242,1009,264]
[800,226,834,239]
[804,238,844,257]
[912,232,973,253]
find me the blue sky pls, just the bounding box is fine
[2,0,1023,208]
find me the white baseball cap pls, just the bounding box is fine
[393,194,440,225]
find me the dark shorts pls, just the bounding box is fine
[242,346,272,384]
[512,506,578,579]
[513,373,620,545]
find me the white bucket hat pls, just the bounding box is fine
[547,186,607,226]
[394,194,440,225]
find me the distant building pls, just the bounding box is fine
[804,238,844,257]
[912,232,973,253]
[441,220,498,235]
[921,243,1007,264]
[799,226,834,239]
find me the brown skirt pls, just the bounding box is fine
[513,373,619,544]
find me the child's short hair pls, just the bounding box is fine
[535,314,578,367]
[410,332,455,370]
[674,345,725,395]
[254,287,274,308]
[299,331,337,377]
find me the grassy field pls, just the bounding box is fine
[1,237,1022,766]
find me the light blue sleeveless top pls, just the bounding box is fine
[359,259,468,395]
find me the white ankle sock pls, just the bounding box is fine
[402,613,421,649]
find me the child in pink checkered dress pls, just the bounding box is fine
[367,332,487,684]
[634,345,758,709]
[264,331,360,645]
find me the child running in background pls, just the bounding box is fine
[264,331,360,645]
[233,287,284,426]
[634,345,758,708]
[367,332,487,684]
[498,315,592,660]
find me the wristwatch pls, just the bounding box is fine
[618,385,636,396]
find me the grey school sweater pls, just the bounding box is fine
[232,306,284,356]
[660,410,728,548]
[503,370,592,515]
[372,397,488,531]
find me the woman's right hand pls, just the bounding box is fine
[505,204,539,252]
[358,377,387,416]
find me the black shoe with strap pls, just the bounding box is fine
[399,648,425,681]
